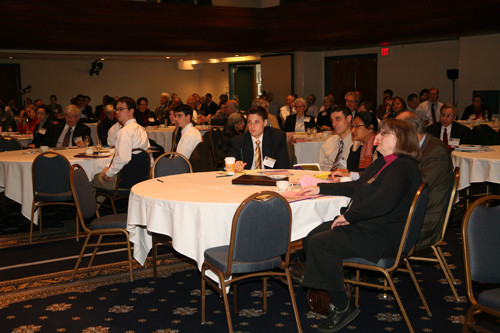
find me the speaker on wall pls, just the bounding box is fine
[447,69,459,80]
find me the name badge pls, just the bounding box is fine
[39,128,47,135]
[74,136,82,142]
[148,117,155,122]
[321,111,327,116]
[263,156,276,168]
[304,117,310,123]
[449,138,460,147]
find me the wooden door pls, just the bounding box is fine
[0,64,21,107]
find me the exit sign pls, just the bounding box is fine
[381,47,390,56]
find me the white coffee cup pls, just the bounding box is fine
[225,157,236,176]
[322,132,329,139]
[340,176,353,183]
[276,180,293,192]
[40,146,49,153]
[159,124,166,128]
[85,148,94,156]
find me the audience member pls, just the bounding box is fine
[28,105,54,148]
[319,93,336,113]
[383,96,407,119]
[318,106,353,171]
[230,107,289,171]
[136,97,158,126]
[279,95,296,124]
[284,98,316,132]
[154,92,170,120]
[7,98,19,115]
[252,98,279,129]
[98,105,117,146]
[419,89,429,102]
[51,105,91,148]
[0,100,14,131]
[205,93,219,116]
[46,95,63,118]
[185,96,200,123]
[17,104,38,134]
[34,99,43,107]
[306,94,320,117]
[173,104,202,159]
[407,93,420,112]
[265,92,280,118]
[91,97,149,191]
[297,118,422,332]
[396,111,454,250]
[344,92,359,120]
[76,94,93,120]
[427,103,471,146]
[316,96,335,131]
[217,112,245,161]
[461,93,492,121]
[376,95,393,120]
[93,95,110,120]
[416,87,442,125]
[218,94,228,107]
[376,89,393,117]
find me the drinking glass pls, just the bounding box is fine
[307,128,312,140]
[84,136,91,147]
[312,127,318,139]
[95,140,102,152]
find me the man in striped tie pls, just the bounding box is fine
[318,106,353,171]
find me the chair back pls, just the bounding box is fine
[116,148,151,189]
[151,151,192,178]
[189,142,214,172]
[69,164,96,231]
[462,195,500,284]
[32,151,72,195]
[437,167,460,242]
[383,183,429,271]
[226,191,292,273]
[0,136,23,152]
[208,127,223,165]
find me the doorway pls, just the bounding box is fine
[0,64,21,109]
[324,54,377,106]
[229,63,261,112]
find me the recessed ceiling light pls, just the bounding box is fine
[180,59,184,61]
[9,57,13,59]
[192,61,196,65]
[235,54,239,57]
[100,58,105,61]
[166,56,170,59]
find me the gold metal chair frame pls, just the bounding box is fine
[200,191,302,333]
[461,195,500,333]
[343,183,430,333]
[69,164,133,282]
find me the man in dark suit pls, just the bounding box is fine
[93,94,109,120]
[205,93,219,116]
[230,107,289,171]
[51,105,93,148]
[427,103,472,146]
[283,97,316,132]
[397,111,453,251]
[153,92,170,120]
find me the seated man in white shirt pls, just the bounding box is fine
[90,97,150,191]
[173,104,202,159]
[426,103,472,146]
[318,106,353,171]
[416,87,443,125]
[279,95,296,124]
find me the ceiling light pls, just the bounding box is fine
[100,58,105,61]
[166,57,170,59]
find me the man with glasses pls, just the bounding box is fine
[344,92,359,120]
[427,103,472,147]
[51,105,92,148]
[91,97,149,190]
[416,87,443,125]
[279,95,296,124]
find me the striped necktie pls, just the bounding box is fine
[255,140,262,169]
[330,139,343,171]
[62,127,72,147]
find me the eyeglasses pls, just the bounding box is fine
[379,130,395,136]
[440,113,454,119]
[114,107,129,112]
[345,100,357,104]
[65,114,78,119]
[352,124,366,129]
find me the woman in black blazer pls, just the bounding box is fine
[297,119,422,331]
[283,98,316,132]
[28,105,54,148]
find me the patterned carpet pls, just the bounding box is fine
[0,199,498,332]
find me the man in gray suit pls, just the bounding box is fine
[154,92,170,120]
[397,111,454,251]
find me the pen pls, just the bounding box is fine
[157,179,164,183]
[240,148,244,162]
[216,174,233,178]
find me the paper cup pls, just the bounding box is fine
[225,157,236,176]
[322,132,328,139]
[40,146,49,153]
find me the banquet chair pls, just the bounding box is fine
[461,195,500,333]
[151,151,192,178]
[343,183,430,333]
[150,151,192,279]
[189,141,214,172]
[0,136,23,152]
[69,164,133,282]
[96,148,151,214]
[203,126,223,169]
[408,167,460,301]
[30,151,78,243]
[1,136,23,215]
[201,191,302,333]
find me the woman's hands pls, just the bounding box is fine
[297,186,320,196]
[331,214,350,229]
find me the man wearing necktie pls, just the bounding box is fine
[318,106,353,171]
[426,103,472,147]
[415,87,443,125]
[153,92,170,120]
[51,105,92,148]
[279,95,296,125]
[231,107,290,171]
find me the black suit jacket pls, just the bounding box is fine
[283,114,316,132]
[206,101,219,116]
[427,121,472,144]
[316,108,333,129]
[94,104,105,119]
[30,120,54,147]
[319,156,422,262]
[51,122,93,147]
[230,127,290,170]
[461,104,492,121]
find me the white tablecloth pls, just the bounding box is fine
[293,133,332,164]
[2,134,33,147]
[0,148,112,220]
[452,146,500,190]
[127,170,350,270]
[456,120,500,131]
[87,123,99,146]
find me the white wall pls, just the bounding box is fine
[13,59,228,108]
[458,34,500,114]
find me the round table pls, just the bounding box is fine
[146,125,212,152]
[127,170,350,269]
[452,145,500,190]
[0,148,112,220]
[292,133,333,164]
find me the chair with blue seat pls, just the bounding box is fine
[96,148,151,214]
[343,183,430,333]
[69,164,133,282]
[30,151,78,243]
[201,191,302,333]
[151,151,192,178]
[461,195,500,333]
